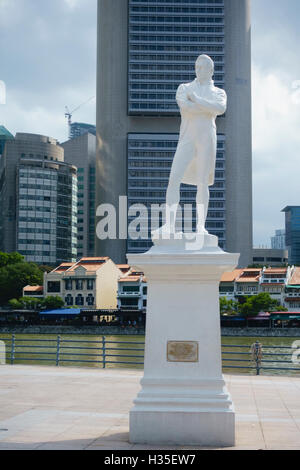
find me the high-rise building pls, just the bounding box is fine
[282,206,300,266]
[62,132,96,258]
[96,0,252,266]
[70,122,96,140]
[271,229,286,251]
[0,133,78,265]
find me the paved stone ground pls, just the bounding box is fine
[0,365,300,450]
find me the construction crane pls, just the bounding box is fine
[65,96,95,137]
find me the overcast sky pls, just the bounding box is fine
[1,0,300,248]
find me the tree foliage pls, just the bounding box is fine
[9,296,65,311]
[219,297,239,316]
[237,293,281,317]
[43,296,64,310]
[0,252,43,305]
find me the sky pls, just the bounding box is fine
[0,0,300,248]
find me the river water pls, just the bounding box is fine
[0,334,299,376]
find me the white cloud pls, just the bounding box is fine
[252,65,300,246]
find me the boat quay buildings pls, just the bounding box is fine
[96,0,253,267]
[20,257,300,315]
[43,257,127,310]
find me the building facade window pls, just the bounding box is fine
[87,279,94,290]
[65,279,72,291]
[47,281,61,293]
[86,294,95,306]
[76,279,84,290]
[65,295,73,306]
[75,294,84,306]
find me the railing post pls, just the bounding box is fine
[56,335,61,367]
[251,341,262,376]
[10,334,15,365]
[102,336,106,369]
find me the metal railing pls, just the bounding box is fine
[0,336,300,375]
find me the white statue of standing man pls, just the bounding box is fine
[154,55,227,240]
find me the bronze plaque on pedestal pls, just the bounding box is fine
[167,341,199,363]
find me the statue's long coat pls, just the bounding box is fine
[175,79,227,187]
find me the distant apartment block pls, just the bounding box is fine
[70,122,96,140]
[62,132,96,258]
[271,229,286,250]
[0,132,77,265]
[252,248,288,267]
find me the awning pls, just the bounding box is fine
[221,317,245,321]
[39,309,81,316]
[271,314,300,321]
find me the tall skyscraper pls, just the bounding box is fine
[96,0,252,267]
[0,133,78,265]
[62,132,97,258]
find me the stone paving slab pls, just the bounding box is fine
[0,365,300,450]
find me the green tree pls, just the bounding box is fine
[0,255,43,305]
[0,252,24,268]
[220,297,238,316]
[42,296,64,310]
[8,299,22,310]
[238,293,281,317]
[20,297,42,311]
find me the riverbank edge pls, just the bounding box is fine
[0,326,300,337]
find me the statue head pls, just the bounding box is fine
[195,55,214,83]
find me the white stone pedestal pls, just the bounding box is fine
[128,236,239,447]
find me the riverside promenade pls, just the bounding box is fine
[0,365,300,450]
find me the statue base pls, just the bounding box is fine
[127,238,239,447]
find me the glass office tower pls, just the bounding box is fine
[0,133,77,265]
[282,207,300,266]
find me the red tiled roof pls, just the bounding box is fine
[117,264,131,274]
[119,275,147,283]
[264,268,287,274]
[23,285,43,293]
[220,269,243,283]
[51,263,73,273]
[66,258,109,273]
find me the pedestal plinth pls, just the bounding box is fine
[128,236,239,447]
